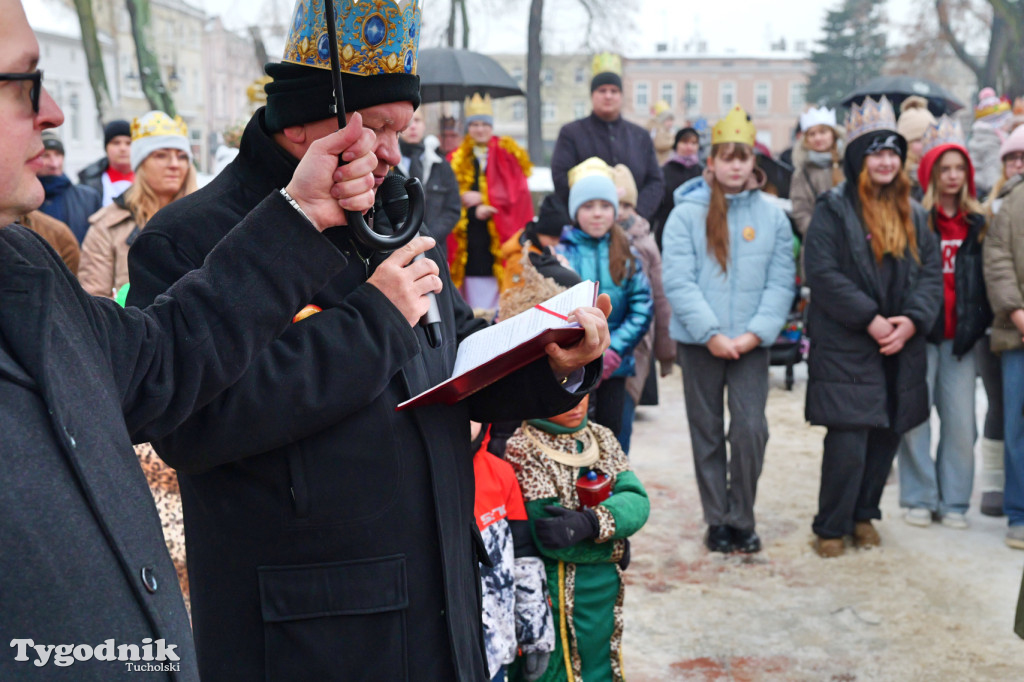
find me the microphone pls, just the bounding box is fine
[380,173,442,349]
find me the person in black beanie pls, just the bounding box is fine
[397,108,460,250]
[652,126,704,248]
[500,193,581,293]
[551,54,663,222]
[125,2,609,679]
[78,119,134,205]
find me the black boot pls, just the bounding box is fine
[704,525,733,553]
[730,527,762,553]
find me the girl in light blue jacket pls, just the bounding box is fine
[661,106,795,555]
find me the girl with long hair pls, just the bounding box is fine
[79,110,197,297]
[804,97,943,558]
[790,107,844,238]
[898,118,991,530]
[559,157,653,442]
[662,106,795,554]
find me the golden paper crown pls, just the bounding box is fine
[131,111,189,141]
[846,96,898,144]
[464,93,493,119]
[591,52,622,76]
[921,115,966,157]
[711,105,756,146]
[653,100,671,116]
[568,156,614,188]
[282,0,421,76]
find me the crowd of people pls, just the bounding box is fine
[4,0,1024,677]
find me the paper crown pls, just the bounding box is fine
[567,156,614,188]
[846,96,898,144]
[282,0,421,76]
[712,105,756,146]
[975,86,1011,120]
[464,93,493,119]
[131,111,188,141]
[800,106,837,132]
[653,100,671,116]
[592,52,622,76]
[920,115,966,156]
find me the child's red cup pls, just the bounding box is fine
[576,471,612,508]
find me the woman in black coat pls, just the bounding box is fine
[652,127,703,249]
[804,102,943,558]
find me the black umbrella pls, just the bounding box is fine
[840,76,965,117]
[418,47,524,103]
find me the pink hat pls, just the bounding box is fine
[999,124,1024,161]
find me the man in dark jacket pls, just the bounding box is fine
[0,3,380,679]
[399,108,460,250]
[78,118,133,205]
[125,6,609,681]
[36,129,101,243]
[551,66,664,221]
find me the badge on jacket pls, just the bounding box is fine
[743,226,756,242]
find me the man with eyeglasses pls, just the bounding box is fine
[0,1,381,678]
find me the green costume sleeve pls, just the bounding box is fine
[525,498,615,564]
[600,470,650,540]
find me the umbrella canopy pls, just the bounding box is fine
[418,47,524,103]
[840,76,965,117]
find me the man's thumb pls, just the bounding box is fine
[596,293,613,319]
[318,111,364,155]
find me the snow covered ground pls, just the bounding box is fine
[622,366,1023,681]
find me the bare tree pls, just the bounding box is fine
[446,0,469,49]
[125,0,176,116]
[71,0,113,126]
[933,0,1023,96]
[524,0,635,162]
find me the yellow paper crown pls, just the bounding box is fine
[592,52,622,76]
[711,105,756,146]
[464,93,493,119]
[567,157,614,188]
[131,111,189,141]
[282,0,421,76]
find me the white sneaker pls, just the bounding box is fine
[940,512,969,530]
[904,508,933,527]
[1007,526,1024,550]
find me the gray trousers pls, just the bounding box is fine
[679,343,770,531]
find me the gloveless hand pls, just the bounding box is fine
[732,332,761,355]
[283,112,377,232]
[707,333,740,360]
[546,293,613,381]
[367,236,443,326]
[867,314,895,344]
[879,315,916,355]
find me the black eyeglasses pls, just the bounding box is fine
[0,70,43,113]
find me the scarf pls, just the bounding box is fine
[39,174,72,223]
[670,152,699,167]
[523,418,600,467]
[807,150,834,169]
[399,139,425,181]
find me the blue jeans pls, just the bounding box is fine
[1002,349,1024,526]
[897,341,977,514]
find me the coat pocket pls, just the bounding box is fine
[259,555,409,681]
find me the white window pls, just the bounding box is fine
[719,81,736,111]
[574,67,586,84]
[511,67,523,87]
[659,82,675,109]
[542,101,557,122]
[755,82,771,112]
[512,100,525,121]
[634,81,650,109]
[68,92,80,141]
[542,68,554,86]
[573,101,586,119]
[789,82,807,112]
[684,81,701,111]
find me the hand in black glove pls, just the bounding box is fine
[534,505,599,550]
[523,650,550,681]
[617,538,631,571]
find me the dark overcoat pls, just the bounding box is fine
[804,184,943,434]
[0,194,344,681]
[126,109,598,682]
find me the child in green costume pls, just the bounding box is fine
[504,394,649,682]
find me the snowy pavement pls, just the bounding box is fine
[621,366,1023,681]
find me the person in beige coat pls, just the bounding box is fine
[789,107,844,238]
[79,110,196,297]
[982,173,1024,549]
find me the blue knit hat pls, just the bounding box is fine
[569,174,619,220]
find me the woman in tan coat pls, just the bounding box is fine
[79,110,196,297]
[790,106,844,237]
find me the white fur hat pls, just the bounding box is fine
[800,106,837,133]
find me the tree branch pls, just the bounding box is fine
[934,0,984,78]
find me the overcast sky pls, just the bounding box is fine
[199,0,921,57]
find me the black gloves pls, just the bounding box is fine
[618,538,631,571]
[534,505,599,549]
[522,650,551,681]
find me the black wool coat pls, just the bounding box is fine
[126,109,598,682]
[804,184,943,434]
[652,159,703,249]
[551,113,665,221]
[924,210,992,357]
[0,194,344,681]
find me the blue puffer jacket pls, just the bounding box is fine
[559,227,653,377]
[661,174,796,347]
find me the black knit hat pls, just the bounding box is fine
[103,119,131,147]
[590,71,622,93]
[532,194,571,238]
[674,127,699,146]
[263,62,421,133]
[41,130,64,155]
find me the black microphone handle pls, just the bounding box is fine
[411,251,443,349]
